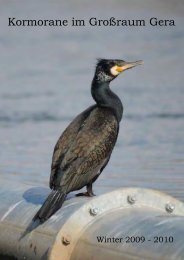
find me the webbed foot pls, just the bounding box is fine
[76,191,96,197]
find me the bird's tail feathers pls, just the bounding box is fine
[33,190,66,223]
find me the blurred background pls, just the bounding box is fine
[0,0,184,200]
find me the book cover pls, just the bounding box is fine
[0,0,183,259]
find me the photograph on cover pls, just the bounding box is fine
[0,0,183,259]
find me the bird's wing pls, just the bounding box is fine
[50,105,96,189]
[51,107,119,192]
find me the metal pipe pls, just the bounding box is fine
[71,209,184,260]
[0,179,184,260]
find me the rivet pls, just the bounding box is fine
[89,207,99,216]
[127,195,136,204]
[62,235,71,245]
[165,203,175,213]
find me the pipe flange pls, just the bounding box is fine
[49,187,184,260]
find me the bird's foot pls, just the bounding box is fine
[76,191,96,197]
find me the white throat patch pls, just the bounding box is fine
[110,66,120,76]
[96,71,113,82]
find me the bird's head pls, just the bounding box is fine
[95,59,143,82]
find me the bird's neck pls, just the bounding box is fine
[91,78,123,122]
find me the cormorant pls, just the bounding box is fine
[33,58,143,223]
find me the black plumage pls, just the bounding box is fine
[33,58,143,223]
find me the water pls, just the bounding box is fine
[0,0,184,200]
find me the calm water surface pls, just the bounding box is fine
[0,0,184,200]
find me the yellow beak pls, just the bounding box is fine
[116,60,143,72]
